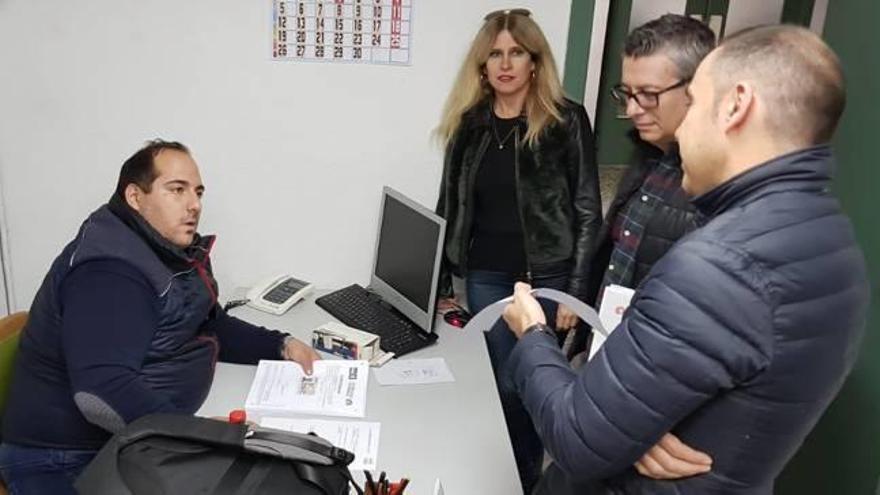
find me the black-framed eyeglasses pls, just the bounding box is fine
[484,8,531,21]
[610,79,690,110]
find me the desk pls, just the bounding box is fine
[198,294,523,495]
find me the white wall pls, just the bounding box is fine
[629,0,687,31]
[811,0,829,34]
[0,0,572,310]
[725,0,784,36]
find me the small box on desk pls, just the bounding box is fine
[312,321,384,362]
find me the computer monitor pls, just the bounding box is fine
[369,186,447,333]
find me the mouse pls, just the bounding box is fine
[443,308,473,328]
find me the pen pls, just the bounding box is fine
[377,471,386,490]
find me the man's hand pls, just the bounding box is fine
[502,282,547,339]
[635,433,713,479]
[281,337,321,375]
[437,296,460,312]
[555,304,578,332]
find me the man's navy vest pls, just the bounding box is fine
[21,205,218,416]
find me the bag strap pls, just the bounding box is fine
[213,454,262,495]
[246,427,364,495]
[117,413,249,447]
[244,426,355,466]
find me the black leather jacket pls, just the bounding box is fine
[436,98,601,299]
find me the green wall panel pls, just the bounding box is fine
[781,0,816,26]
[593,0,633,166]
[776,1,880,493]
[562,0,595,103]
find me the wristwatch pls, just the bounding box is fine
[522,323,552,336]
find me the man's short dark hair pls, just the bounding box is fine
[115,139,190,199]
[711,25,845,145]
[624,14,716,81]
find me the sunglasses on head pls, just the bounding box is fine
[484,8,532,21]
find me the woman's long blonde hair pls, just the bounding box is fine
[437,11,565,147]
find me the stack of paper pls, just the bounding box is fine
[244,360,369,420]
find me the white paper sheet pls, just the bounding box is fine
[260,417,381,471]
[373,357,455,386]
[245,360,369,418]
[589,284,636,360]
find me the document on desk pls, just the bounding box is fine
[245,360,369,418]
[373,357,455,386]
[260,417,381,471]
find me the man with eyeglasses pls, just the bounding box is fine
[564,12,717,483]
[586,14,714,312]
[571,13,713,359]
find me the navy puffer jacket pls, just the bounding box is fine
[509,145,870,494]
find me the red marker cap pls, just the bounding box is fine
[228,409,247,424]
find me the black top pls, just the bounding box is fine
[467,115,527,273]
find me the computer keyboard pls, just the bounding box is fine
[315,284,437,357]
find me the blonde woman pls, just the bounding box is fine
[434,9,601,492]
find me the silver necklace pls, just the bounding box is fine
[491,115,518,149]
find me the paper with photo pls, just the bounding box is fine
[245,360,369,418]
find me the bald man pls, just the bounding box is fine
[503,26,869,494]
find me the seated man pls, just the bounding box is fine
[503,26,869,494]
[0,140,319,494]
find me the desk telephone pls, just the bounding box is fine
[246,274,314,315]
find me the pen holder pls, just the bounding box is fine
[363,470,409,495]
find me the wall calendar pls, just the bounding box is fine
[272,0,412,65]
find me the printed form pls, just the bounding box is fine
[245,360,369,419]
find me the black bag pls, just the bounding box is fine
[75,413,364,495]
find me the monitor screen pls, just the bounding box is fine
[370,187,446,332]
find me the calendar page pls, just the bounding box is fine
[272,0,412,65]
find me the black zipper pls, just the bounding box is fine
[459,132,491,274]
[513,125,533,284]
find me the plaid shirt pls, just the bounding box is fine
[600,151,689,293]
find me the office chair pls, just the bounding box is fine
[0,311,27,495]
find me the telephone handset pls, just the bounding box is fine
[246,274,314,315]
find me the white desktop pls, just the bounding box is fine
[200,187,522,494]
[198,299,523,495]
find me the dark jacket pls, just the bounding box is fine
[509,146,870,494]
[585,136,697,306]
[2,204,285,449]
[436,98,602,299]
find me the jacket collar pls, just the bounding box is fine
[107,194,215,272]
[692,144,834,219]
